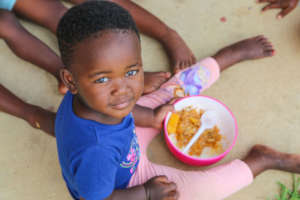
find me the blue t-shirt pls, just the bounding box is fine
[55,92,140,200]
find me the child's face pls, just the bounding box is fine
[61,31,144,121]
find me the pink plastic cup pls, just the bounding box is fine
[164,95,238,166]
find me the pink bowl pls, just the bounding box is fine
[164,95,238,166]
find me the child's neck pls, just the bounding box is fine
[72,95,123,125]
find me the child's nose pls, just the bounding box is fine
[111,79,129,95]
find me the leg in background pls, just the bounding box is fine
[0,10,67,94]
[0,84,55,137]
[244,144,300,177]
[13,0,67,34]
[213,35,275,72]
[140,35,275,104]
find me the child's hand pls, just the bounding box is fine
[144,175,179,200]
[258,0,299,19]
[152,98,179,130]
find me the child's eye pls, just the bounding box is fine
[95,77,109,83]
[126,70,139,77]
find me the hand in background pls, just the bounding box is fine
[144,176,179,200]
[258,0,299,19]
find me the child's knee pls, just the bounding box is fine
[0,10,19,38]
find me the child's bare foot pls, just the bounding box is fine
[25,105,56,137]
[161,29,196,74]
[213,35,275,71]
[58,80,68,95]
[244,144,300,177]
[144,71,171,94]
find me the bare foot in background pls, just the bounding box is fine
[213,35,275,71]
[144,71,171,94]
[161,29,196,74]
[244,144,300,177]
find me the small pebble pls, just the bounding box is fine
[220,17,226,23]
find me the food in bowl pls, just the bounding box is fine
[167,106,224,157]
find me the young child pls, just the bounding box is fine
[55,1,300,200]
[257,0,299,19]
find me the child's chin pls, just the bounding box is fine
[111,109,132,119]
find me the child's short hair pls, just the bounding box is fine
[57,0,140,67]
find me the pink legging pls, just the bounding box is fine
[128,57,253,200]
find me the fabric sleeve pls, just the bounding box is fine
[70,146,120,200]
[0,0,16,11]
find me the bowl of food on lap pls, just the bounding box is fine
[164,95,238,166]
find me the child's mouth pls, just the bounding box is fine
[111,98,133,110]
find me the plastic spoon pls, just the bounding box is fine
[182,111,217,154]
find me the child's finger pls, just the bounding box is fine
[277,7,294,18]
[165,182,177,192]
[164,104,175,114]
[167,190,180,200]
[262,2,281,11]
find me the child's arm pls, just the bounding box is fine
[132,103,175,129]
[258,0,299,19]
[80,176,179,200]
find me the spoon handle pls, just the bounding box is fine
[183,126,207,154]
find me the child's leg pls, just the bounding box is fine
[137,35,275,108]
[13,0,67,34]
[0,84,55,137]
[130,155,252,200]
[68,0,196,73]
[0,10,67,94]
[130,143,300,200]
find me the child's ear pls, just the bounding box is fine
[60,69,78,94]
